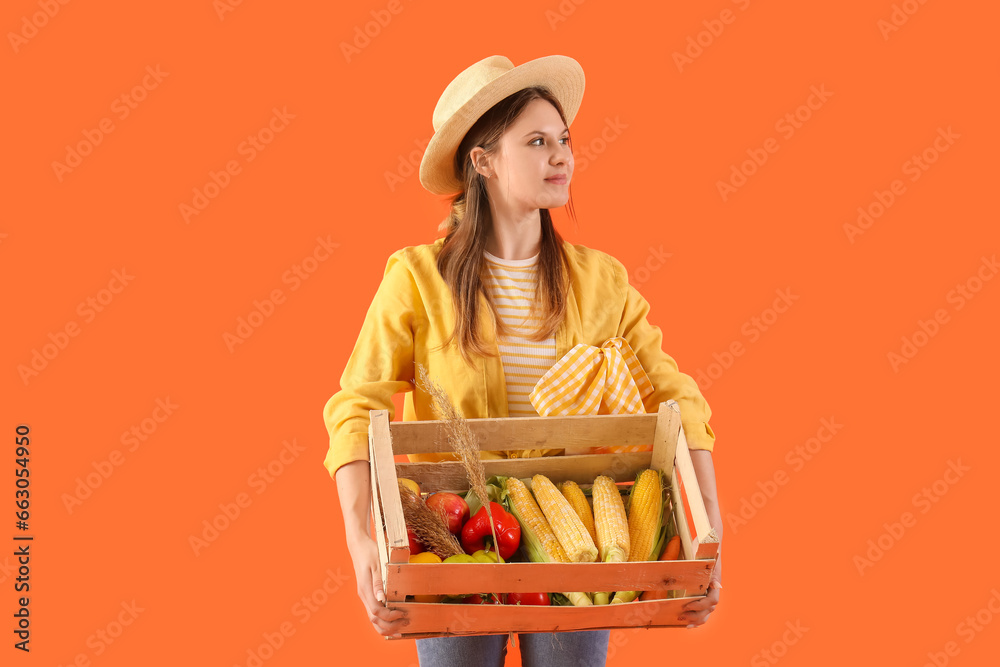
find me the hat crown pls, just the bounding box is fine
[419,54,584,195]
[432,55,515,131]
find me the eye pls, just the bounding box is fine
[530,136,571,146]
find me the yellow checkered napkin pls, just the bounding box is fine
[529,336,654,454]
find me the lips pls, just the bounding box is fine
[545,175,567,184]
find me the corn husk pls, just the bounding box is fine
[499,475,592,607]
[612,469,666,604]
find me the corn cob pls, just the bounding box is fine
[505,476,568,562]
[559,480,597,544]
[503,476,592,607]
[591,475,630,604]
[612,469,664,604]
[531,475,598,563]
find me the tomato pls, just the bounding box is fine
[407,527,423,555]
[504,592,550,606]
[426,492,470,534]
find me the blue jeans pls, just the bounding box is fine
[416,630,609,667]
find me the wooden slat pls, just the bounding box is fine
[385,560,713,597]
[388,596,701,638]
[674,426,720,559]
[670,467,695,561]
[370,410,410,596]
[395,452,653,493]
[650,401,682,478]
[389,413,658,454]
[371,405,722,636]
[368,424,390,600]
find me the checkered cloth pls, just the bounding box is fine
[529,336,654,454]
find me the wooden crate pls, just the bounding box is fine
[367,399,720,639]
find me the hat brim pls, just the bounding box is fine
[419,55,585,196]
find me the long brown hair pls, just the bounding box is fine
[435,86,576,367]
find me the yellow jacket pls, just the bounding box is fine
[322,238,715,477]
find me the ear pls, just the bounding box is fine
[468,146,492,179]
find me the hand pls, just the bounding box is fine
[678,578,721,628]
[348,534,409,638]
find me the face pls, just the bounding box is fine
[474,97,574,213]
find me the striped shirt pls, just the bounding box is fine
[483,250,557,417]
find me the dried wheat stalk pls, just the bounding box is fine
[398,481,463,559]
[414,362,500,554]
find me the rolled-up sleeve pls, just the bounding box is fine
[611,259,716,452]
[322,251,419,477]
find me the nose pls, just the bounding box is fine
[550,142,572,168]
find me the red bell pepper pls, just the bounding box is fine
[505,592,550,606]
[460,501,521,560]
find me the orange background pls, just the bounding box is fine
[5,0,1000,665]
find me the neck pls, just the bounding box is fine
[485,207,542,260]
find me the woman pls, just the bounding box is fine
[323,55,723,665]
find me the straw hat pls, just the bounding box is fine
[418,55,585,195]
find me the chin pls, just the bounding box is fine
[535,192,569,210]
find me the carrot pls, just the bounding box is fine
[639,536,682,601]
[661,535,682,561]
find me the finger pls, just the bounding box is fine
[371,567,386,604]
[371,604,407,623]
[679,600,717,622]
[357,580,407,632]
[683,588,719,611]
[682,597,713,612]
[362,566,406,621]
[360,586,407,627]
[368,608,410,635]
[364,594,408,633]
[682,599,719,624]
[683,610,711,627]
